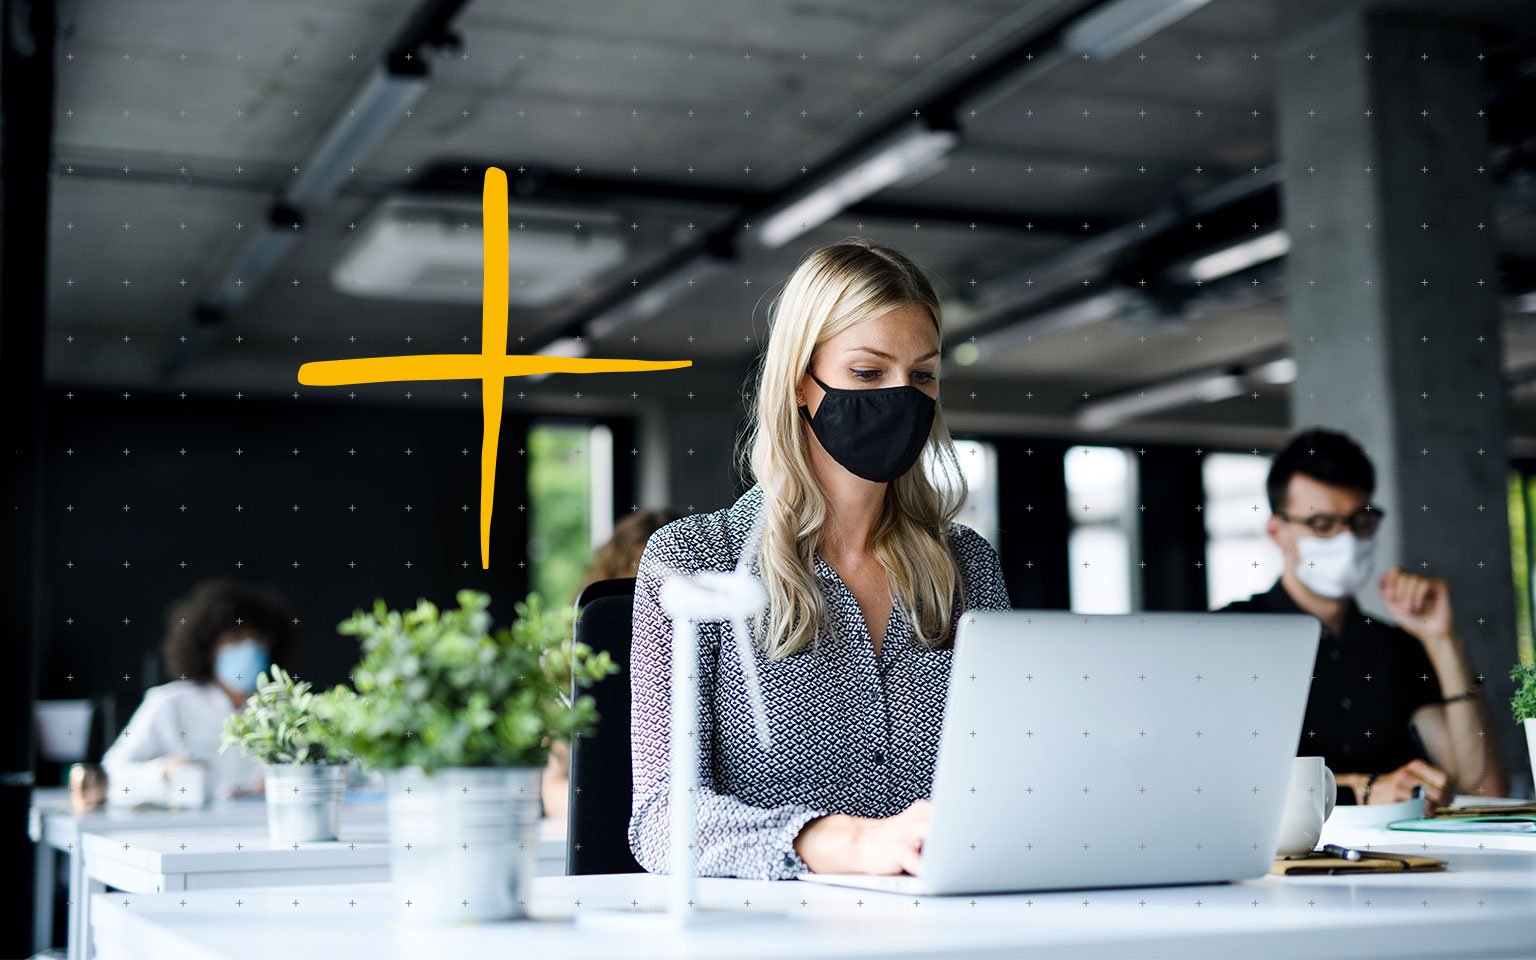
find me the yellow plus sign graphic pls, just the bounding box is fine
[298,167,691,569]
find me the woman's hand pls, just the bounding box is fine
[160,752,197,780]
[794,799,931,875]
[223,777,265,799]
[1368,759,1456,807]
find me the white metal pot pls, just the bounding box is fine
[263,763,347,845]
[384,766,543,923]
[1526,719,1536,797]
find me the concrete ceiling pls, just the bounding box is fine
[41,0,1536,446]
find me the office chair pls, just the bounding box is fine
[566,577,644,875]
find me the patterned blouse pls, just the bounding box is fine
[627,483,1011,880]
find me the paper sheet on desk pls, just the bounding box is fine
[1389,816,1536,833]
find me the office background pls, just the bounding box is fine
[5,0,1536,952]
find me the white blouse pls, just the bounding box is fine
[627,483,1011,880]
[101,679,264,805]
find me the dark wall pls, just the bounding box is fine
[1137,445,1211,612]
[990,436,1071,610]
[37,388,533,730]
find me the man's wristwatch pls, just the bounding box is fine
[1360,771,1380,805]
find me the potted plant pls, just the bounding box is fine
[1512,662,1536,793]
[220,664,353,845]
[319,589,615,923]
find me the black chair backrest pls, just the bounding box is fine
[566,577,643,875]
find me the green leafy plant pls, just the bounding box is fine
[220,664,352,766]
[1512,662,1536,724]
[318,589,617,774]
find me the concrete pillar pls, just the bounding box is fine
[637,405,672,511]
[644,399,747,516]
[1276,10,1525,788]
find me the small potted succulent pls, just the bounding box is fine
[319,589,615,923]
[1512,662,1536,792]
[220,665,353,845]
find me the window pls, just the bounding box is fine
[1065,446,1137,614]
[930,438,1000,548]
[1508,470,1536,666]
[526,422,615,605]
[1202,452,1282,609]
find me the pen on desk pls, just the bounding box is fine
[1321,843,1363,861]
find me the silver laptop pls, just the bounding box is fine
[798,609,1320,895]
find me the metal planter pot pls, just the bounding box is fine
[384,766,543,923]
[263,763,348,845]
[1527,719,1536,798]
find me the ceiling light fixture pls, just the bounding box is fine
[1062,0,1217,59]
[1076,369,1245,431]
[1183,229,1291,284]
[754,117,959,249]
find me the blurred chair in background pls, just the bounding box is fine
[542,508,682,819]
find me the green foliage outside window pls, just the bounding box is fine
[1509,472,1536,668]
[527,424,593,605]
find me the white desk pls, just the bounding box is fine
[1320,794,1536,854]
[80,815,566,891]
[1322,823,1536,854]
[30,789,272,956]
[32,789,566,959]
[91,845,1536,960]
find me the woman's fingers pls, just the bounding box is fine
[1407,760,1450,791]
[1402,761,1456,804]
[899,843,925,877]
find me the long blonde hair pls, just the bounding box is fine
[738,238,968,660]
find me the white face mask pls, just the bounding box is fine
[1294,533,1376,599]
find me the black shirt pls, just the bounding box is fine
[1218,580,1441,795]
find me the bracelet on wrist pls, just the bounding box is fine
[1441,683,1484,705]
[1361,771,1380,804]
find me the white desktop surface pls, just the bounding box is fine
[92,846,1536,960]
[80,820,393,888]
[30,787,567,960]
[32,791,277,958]
[80,815,565,883]
[1320,794,1536,854]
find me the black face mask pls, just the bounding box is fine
[799,372,936,483]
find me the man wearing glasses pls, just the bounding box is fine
[1219,428,1507,806]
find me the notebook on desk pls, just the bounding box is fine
[1389,816,1536,833]
[1387,801,1536,833]
[796,610,1321,896]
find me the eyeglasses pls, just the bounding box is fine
[1275,505,1385,538]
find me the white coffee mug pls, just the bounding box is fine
[1274,756,1336,857]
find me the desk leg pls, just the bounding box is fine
[79,873,105,960]
[35,839,57,954]
[67,846,84,960]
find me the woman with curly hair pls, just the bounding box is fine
[101,579,297,804]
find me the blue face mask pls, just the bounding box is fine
[214,639,271,694]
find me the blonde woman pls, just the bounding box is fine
[628,239,1010,880]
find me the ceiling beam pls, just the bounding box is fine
[520,0,1119,353]
[155,0,476,380]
